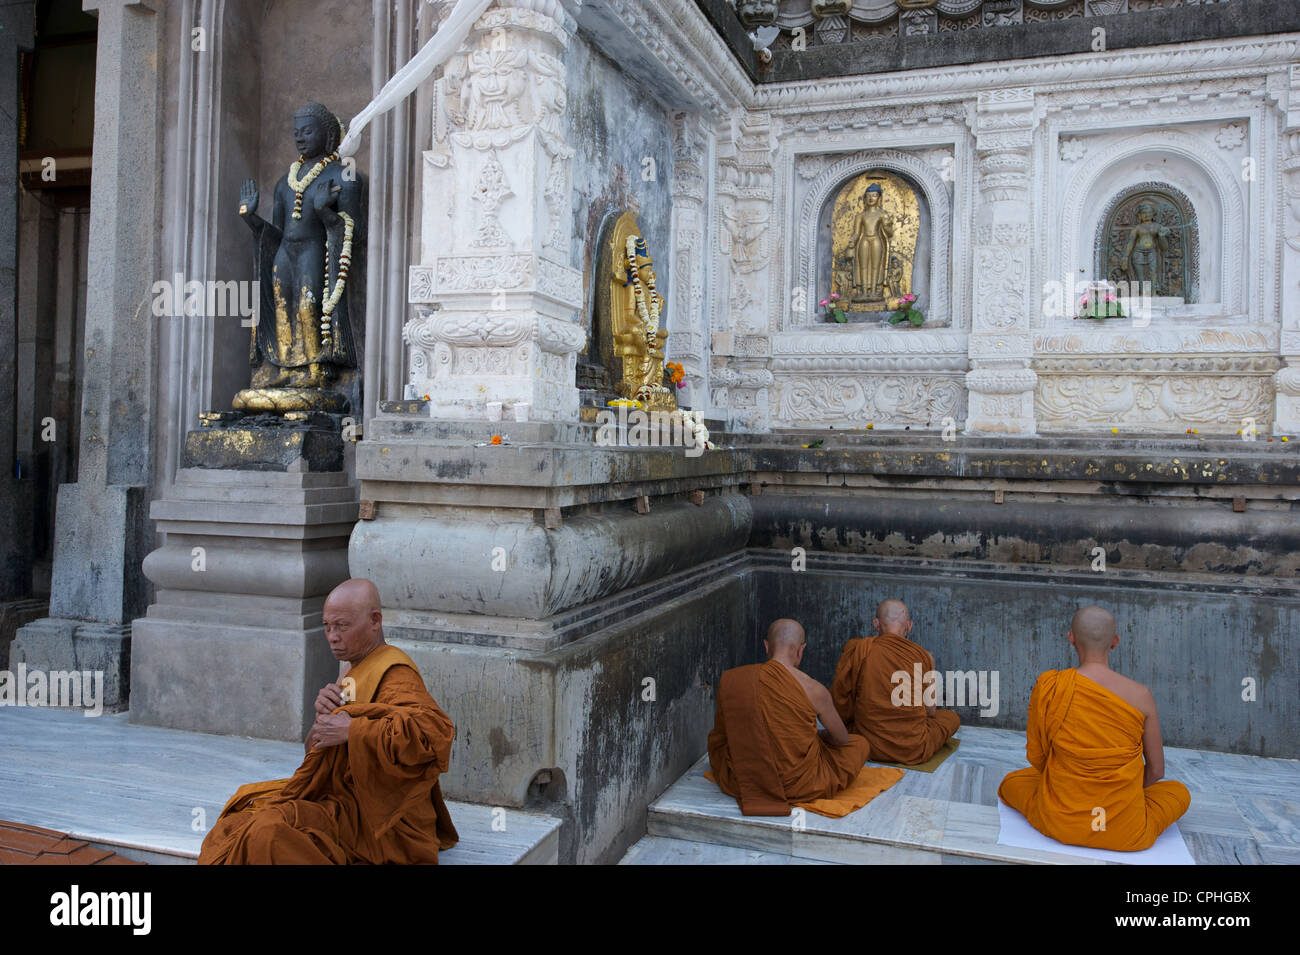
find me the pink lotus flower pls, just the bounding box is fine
[829,293,840,300]
[819,299,829,307]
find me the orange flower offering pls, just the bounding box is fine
[490,435,502,445]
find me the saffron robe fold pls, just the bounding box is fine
[707,659,872,814]
[998,668,1190,852]
[831,633,960,765]
[199,644,459,864]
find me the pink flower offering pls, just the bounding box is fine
[829,293,840,300]
[819,299,828,307]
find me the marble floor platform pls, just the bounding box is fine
[0,707,561,865]
[620,726,1299,865]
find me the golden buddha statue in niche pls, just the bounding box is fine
[608,211,675,412]
[830,171,920,311]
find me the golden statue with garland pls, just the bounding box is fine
[609,212,676,413]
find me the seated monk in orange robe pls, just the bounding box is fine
[708,618,872,814]
[831,598,960,765]
[199,578,458,864]
[999,605,1191,852]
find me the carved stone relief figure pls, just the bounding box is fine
[1096,184,1199,301]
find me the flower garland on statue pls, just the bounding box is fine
[319,211,355,350]
[626,235,667,404]
[625,236,662,335]
[287,118,346,220]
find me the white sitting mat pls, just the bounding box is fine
[997,799,1196,865]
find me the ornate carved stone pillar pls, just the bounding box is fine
[405,0,585,421]
[1276,66,1300,433]
[667,110,710,410]
[966,88,1038,435]
[712,114,775,431]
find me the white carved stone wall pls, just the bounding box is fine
[397,0,1297,436]
[1034,75,1282,433]
[697,21,1296,434]
[1276,66,1300,433]
[405,0,586,421]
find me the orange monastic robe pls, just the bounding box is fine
[998,668,1190,851]
[199,644,459,864]
[831,632,960,765]
[708,659,872,814]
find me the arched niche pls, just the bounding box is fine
[814,169,932,316]
[1057,130,1242,318]
[796,149,952,329]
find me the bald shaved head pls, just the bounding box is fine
[1070,605,1117,654]
[326,577,381,614]
[874,599,911,635]
[766,618,806,652]
[323,578,385,664]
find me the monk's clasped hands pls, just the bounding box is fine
[308,711,352,752]
[315,681,346,716]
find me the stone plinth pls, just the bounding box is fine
[349,409,753,862]
[130,465,358,741]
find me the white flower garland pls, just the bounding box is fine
[288,150,339,219]
[626,236,661,335]
[319,211,355,348]
[669,409,711,451]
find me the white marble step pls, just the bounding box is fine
[625,726,1299,865]
[619,835,835,865]
[0,707,560,865]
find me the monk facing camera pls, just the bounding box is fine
[831,599,960,765]
[199,578,459,865]
[708,618,872,815]
[999,605,1191,851]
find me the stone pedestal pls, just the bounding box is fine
[130,459,357,741]
[349,409,753,861]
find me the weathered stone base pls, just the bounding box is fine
[750,552,1298,759]
[129,466,358,739]
[130,617,337,741]
[392,553,754,865]
[9,619,131,712]
[0,598,47,669]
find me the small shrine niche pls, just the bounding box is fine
[817,168,931,321]
[1094,182,1200,303]
[580,210,675,412]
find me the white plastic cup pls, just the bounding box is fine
[486,401,503,422]
[513,403,530,422]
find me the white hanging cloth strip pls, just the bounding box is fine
[338,0,495,157]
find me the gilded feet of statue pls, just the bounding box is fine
[232,387,349,414]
